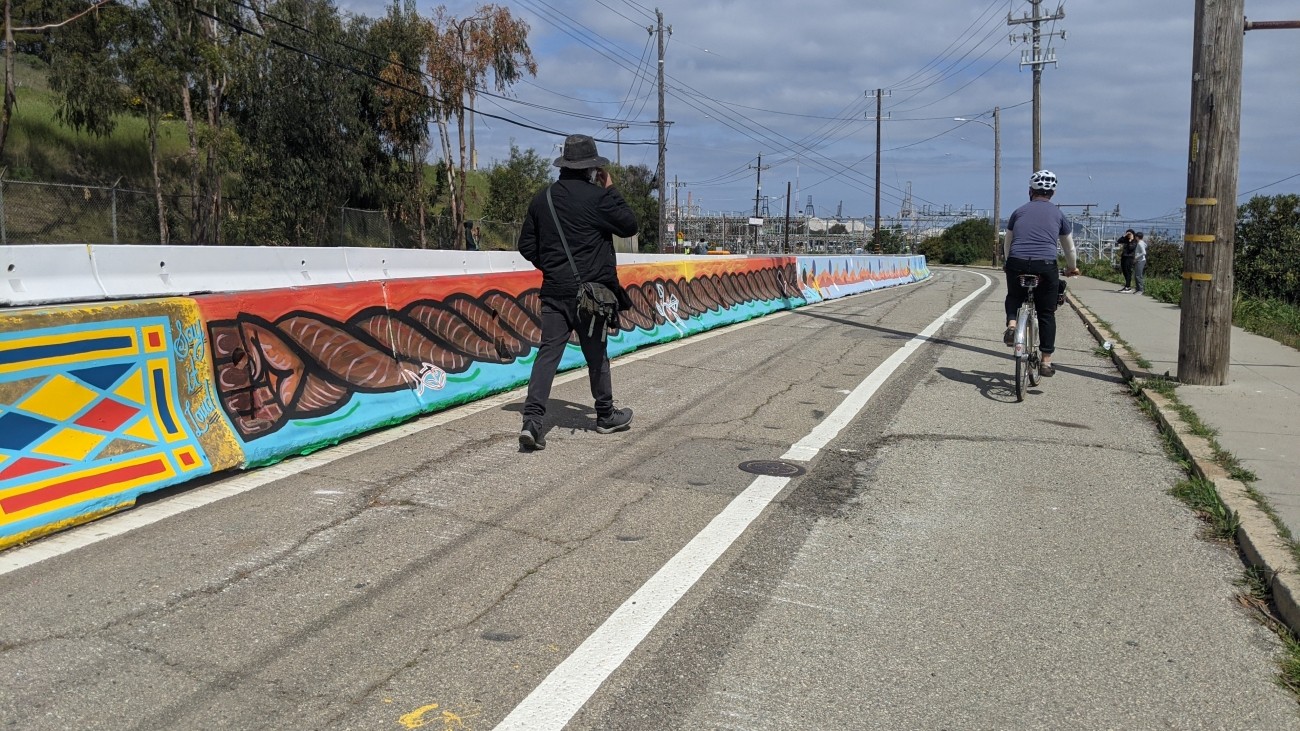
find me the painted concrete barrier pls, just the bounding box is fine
[0,253,928,548]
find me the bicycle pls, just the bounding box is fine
[1012,273,1042,402]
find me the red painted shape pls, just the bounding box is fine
[0,456,69,481]
[179,451,196,467]
[0,458,167,515]
[74,398,140,432]
[147,330,162,348]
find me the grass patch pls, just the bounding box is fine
[1084,312,1155,369]
[1169,477,1240,541]
[1234,568,1300,696]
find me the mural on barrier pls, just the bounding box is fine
[0,300,243,548]
[197,258,804,464]
[798,255,929,302]
[0,254,926,547]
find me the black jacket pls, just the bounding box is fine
[517,171,639,304]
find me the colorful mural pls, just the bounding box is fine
[0,300,242,549]
[0,255,927,547]
[797,255,929,302]
[195,259,805,464]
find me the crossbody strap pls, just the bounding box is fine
[545,185,583,284]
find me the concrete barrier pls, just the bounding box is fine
[0,250,928,547]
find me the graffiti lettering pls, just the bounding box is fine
[653,282,685,335]
[401,362,448,396]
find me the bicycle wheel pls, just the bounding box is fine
[1027,310,1041,387]
[1014,305,1030,402]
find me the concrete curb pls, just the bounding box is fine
[1066,292,1300,635]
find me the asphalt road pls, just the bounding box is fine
[2,268,1297,730]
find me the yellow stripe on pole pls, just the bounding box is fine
[1184,234,1217,243]
[1182,272,1214,281]
[1186,197,1218,206]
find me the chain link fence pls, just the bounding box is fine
[0,177,524,249]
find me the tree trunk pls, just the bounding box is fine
[180,83,201,244]
[203,66,224,245]
[0,0,16,159]
[147,110,170,245]
[455,107,467,245]
[436,116,457,249]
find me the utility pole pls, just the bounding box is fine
[750,153,769,251]
[605,123,628,166]
[1009,1,1066,171]
[992,106,1001,263]
[867,89,890,253]
[1178,3,1299,384]
[783,181,792,254]
[653,9,670,254]
[672,175,683,253]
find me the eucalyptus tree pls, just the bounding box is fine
[425,4,535,247]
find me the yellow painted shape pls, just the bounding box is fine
[173,446,201,472]
[17,374,100,421]
[32,427,106,461]
[1186,197,1218,206]
[0,453,175,526]
[0,500,133,550]
[148,359,184,442]
[0,327,138,375]
[1184,234,1216,243]
[398,703,440,729]
[123,415,160,443]
[1183,272,1214,281]
[142,324,167,353]
[115,368,147,406]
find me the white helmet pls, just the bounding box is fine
[1029,169,1057,192]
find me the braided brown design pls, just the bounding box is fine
[209,262,799,439]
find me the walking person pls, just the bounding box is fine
[516,134,638,450]
[1002,170,1080,377]
[1133,231,1148,294]
[1118,229,1137,291]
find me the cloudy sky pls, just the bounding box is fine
[342,0,1299,227]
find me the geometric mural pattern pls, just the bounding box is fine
[0,319,209,539]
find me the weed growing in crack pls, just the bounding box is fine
[1169,477,1239,541]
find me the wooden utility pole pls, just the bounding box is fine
[654,9,669,255]
[783,181,792,254]
[605,123,628,166]
[1179,4,1300,384]
[1009,1,1065,171]
[867,89,889,253]
[1178,0,1243,386]
[993,105,1002,265]
[750,153,768,251]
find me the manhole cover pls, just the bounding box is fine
[738,460,806,477]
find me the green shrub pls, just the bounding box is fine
[1145,242,1182,279]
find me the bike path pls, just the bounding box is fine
[1066,274,1300,541]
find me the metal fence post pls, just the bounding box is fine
[111,177,120,245]
[0,170,6,245]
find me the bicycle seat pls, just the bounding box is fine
[1018,274,1040,288]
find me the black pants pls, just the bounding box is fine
[523,295,613,424]
[1120,256,1134,288]
[1004,257,1061,355]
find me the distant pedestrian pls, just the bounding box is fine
[1133,231,1148,294]
[516,134,638,450]
[1117,229,1137,291]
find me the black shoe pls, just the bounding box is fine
[519,422,546,450]
[595,407,633,434]
[1002,327,1015,347]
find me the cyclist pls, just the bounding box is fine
[1002,170,1079,377]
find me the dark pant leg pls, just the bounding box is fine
[574,311,614,418]
[1121,257,1134,287]
[523,299,575,422]
[1004,261,1030,322]
[1032,264,1060,354]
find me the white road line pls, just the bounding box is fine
[492,474,792,731]
[782,270,991,462]
[492,270,988,730]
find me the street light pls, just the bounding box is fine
[955,107,1001,265]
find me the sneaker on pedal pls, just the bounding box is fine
[519,422,546,450]
[1002,327,1015,347]
[595,407,633,434]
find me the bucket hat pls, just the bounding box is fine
[553,134,610,169]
